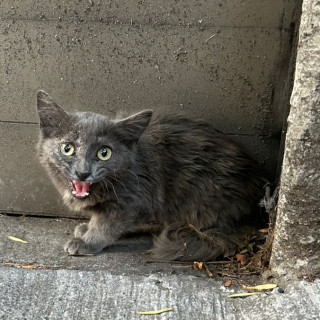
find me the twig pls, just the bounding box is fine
[1,262,61,270]
[146,260,191,265]
[216,272,240,278]
[188,224,216,242]
[205,261,233,265]
[147,259,232,265]
[67,253,95,257]
[203,262,213,277]
[205,34,216,43]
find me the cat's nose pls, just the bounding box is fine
[75,171,91,181]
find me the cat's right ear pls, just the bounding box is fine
[37,90,70,138]
[116,109,153,143]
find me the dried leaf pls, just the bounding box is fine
[137,308,173,315]
[8,236,28,243]
[224,279,232,287]
[228,292,263,298]
[20,265,42,269]
[235,253,246,265]
[235,253,243,261]
[243,284,277,291]
[193,261,204,270]
[67,254,95,257]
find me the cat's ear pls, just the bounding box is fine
[116,110,153,142]
[37,90,70,138]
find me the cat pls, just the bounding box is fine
[36,90,268,261]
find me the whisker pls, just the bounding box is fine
[127,169,140,190]
[108,180,120,203]
[112,170,128,192]
[101,180,110,200]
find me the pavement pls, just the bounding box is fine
[1,214,320,320]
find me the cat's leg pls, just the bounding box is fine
[74,223,89,238]
[64,211,134,254]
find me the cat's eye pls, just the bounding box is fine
[97,147,112,161]
[60,143,75,156]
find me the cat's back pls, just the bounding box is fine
[146,114,222,144]
[137,113,266,228]
[140,113,266,192]
[144,114,242,162]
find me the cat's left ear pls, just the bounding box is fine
[37,90,70,138]
[116,110,153,142]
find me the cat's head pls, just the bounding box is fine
[36,90,152,211]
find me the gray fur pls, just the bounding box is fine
[36,90,268,261]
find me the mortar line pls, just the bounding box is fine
[0,119,38,125]
[0,17,292,32]
[0,211,86,221]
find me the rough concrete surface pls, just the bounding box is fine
[0,0,296,29]
[0,215,174,275]
[270,0,320,278]
[1,215,320,320]
[0,0,301,217]
[1,268,320,320]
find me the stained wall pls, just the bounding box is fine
[0,1,301,217]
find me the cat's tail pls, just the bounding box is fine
[150,223,250,261]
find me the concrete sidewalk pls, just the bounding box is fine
[1,215,320,320]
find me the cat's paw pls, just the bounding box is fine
[74,223,89,238]
[64,238,92,255]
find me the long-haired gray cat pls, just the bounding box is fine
[36,90,268,261]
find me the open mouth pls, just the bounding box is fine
[69,180,93,199]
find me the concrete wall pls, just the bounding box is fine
[0,1,300,217]
[270,0,320,279]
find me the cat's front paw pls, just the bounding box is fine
[64,238,92,255]
[74,223,89,238]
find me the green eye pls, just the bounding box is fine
[97,147,112,161]
[60,143,75,156]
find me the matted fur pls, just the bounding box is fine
[36,90,268,261]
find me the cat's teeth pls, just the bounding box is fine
[84,192,89,196]
[72,190,76,195]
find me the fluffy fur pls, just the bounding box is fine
[37,90,268,261]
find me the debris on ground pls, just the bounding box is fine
[147,224,275,288]
[137,308,173,315]
[8,236,28,243]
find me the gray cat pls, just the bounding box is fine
[36,90,268,261]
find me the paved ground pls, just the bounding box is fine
[1,214,320,320]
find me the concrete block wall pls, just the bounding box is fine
[270,0,320,278]
[0,1,300,217]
